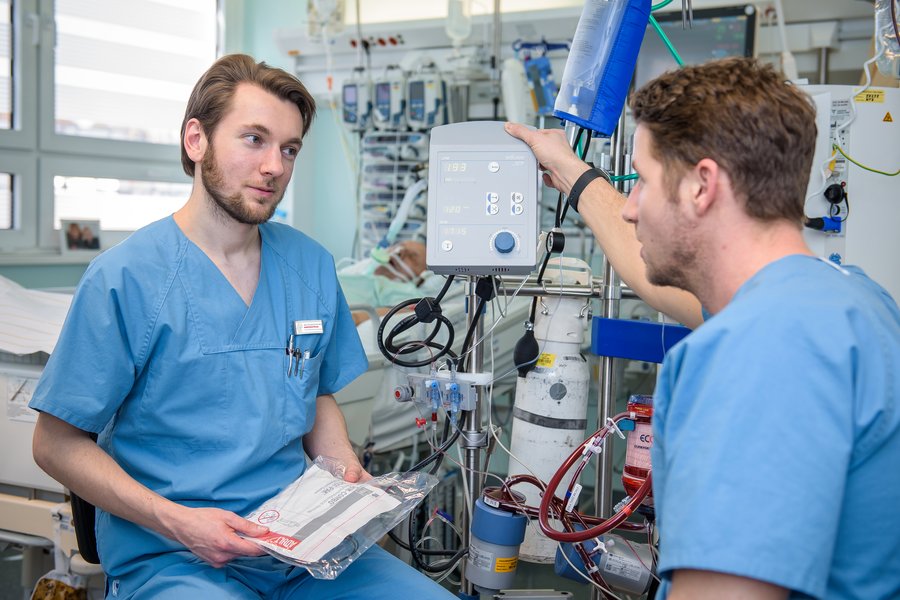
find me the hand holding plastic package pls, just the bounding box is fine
[243,456,438,579]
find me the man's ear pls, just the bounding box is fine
[183,118,207,164]
[690,158,721,217]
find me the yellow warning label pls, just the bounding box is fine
[494,557,518,573]
[854,89,885,103]
[885,112,894,123]
[536,353,556,368]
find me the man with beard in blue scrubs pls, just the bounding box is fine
[30,54,456,600]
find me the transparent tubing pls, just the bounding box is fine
[773,0,799,79]
[385,178,427,244]
[537,413,653,543]
[875,0,900,78]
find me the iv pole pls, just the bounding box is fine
[459,277,488,599]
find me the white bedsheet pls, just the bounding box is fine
[0,277,72,356]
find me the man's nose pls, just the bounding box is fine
[261,146,285,177]
[621,183,640,224]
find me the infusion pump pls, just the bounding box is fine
[407,65,447,130]
[372,65,407,130]
[341,67,372,131]
[426,121,540,276]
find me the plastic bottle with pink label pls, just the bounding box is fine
[623,394,654,505]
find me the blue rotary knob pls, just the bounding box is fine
[494,231,516,254]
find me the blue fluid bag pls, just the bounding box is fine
[553,0,651,135]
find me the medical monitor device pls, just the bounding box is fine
[407,67,447,131]
[426,121,540,276]
[633,5,757,90]
[342,68,373,131]
[373,66,407,130]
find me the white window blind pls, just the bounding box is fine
[1,0,11,130]
[54,176,191,231]
[54,0,217,144]
[0,173,10,229]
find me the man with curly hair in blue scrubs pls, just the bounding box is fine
[508,57,900,599]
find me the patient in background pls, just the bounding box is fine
[374,239,427,285]
[339,240,432,325]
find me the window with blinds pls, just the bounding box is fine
[54,0,216,144]
[53,176,191,231]
[0,0,217,252]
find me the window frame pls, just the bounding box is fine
[0,0,38,150]
[39,153,189,249]
[0,0,218,259]
[0,149,38,250]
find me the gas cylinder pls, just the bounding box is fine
[507,257,592,562]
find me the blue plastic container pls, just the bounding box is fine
[553,0,652,135]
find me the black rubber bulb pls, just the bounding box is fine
[513,328,540,378]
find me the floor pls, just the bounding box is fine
[0,545,54,600]
[0,540,606,600]
[0,547,23,600]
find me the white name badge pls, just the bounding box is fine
[293,320,324,335]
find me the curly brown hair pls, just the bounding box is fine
[630,57,816,224]
[180,54,317,177]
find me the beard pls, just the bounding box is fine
[645,244,697,291]
[200,144,283,225]
[642,197,699,292]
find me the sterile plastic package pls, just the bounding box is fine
[244,456,438,579]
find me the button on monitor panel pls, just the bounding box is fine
[427,121,540,275]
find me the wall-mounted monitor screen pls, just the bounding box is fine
[634,5,757,90]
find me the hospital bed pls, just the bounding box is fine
[0,279,103,595]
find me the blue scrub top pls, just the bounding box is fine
[652,255,900,599]
[31,216,368,576]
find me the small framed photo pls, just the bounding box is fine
[60,219,102,255]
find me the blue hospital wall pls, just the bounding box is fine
[0,264,86,290]
[237,0,359,260]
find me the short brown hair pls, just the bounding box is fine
[630,57,816,224]
[180,54,317,177]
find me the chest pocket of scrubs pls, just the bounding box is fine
[139,343,247,450]
[283,344,324,446]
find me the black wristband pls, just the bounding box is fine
[567,166,612,213]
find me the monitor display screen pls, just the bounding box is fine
[634,5,757,90]
[343,84,357,105]
[376,83,391,105]
[409,80,425,104]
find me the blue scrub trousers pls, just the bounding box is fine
[109,545,457,599]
